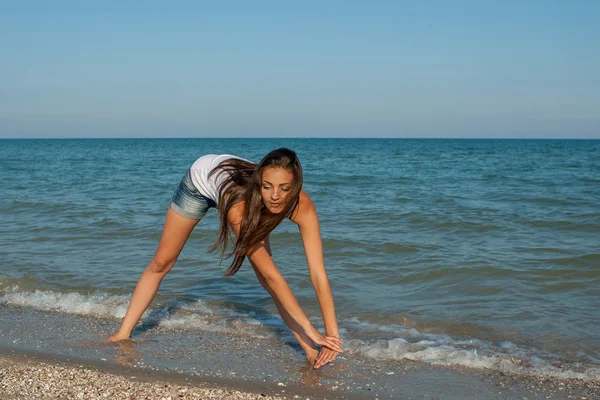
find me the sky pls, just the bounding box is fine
[1,1,599,138]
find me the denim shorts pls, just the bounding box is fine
[169,170,217,220]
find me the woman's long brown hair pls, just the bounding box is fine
[208,148,303,276]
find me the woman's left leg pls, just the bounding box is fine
[109,208,200,341]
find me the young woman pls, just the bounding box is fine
[108,148,342,369]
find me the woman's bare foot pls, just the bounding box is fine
[305,346,319,367]
[106,332,130,342]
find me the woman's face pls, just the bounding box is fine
[260,167,294,214]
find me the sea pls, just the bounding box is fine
[1,138,599,391]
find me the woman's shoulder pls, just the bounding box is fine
[298,189,314,208]
[289,190,316,223]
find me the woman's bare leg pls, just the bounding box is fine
[108,208,199,341]
[250,239,319,363]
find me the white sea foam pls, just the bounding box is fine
[344,318,600,382]
[0,286,130,318]
[0,286,280,339]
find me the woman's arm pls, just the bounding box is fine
[293,192,339,337]
[227,202,342,354]
[292,191,341,368]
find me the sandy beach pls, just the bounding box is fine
[0,352,286,400]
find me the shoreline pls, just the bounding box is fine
[1,306,599,399]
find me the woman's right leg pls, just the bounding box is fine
[109,208,199,341]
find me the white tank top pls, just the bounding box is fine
[189,154,250,205]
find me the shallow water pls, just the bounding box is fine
[1,138,599,380]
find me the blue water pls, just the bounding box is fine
[1,138,599,380]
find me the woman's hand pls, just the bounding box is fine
[306,326,343,353]
[314,347,340,369]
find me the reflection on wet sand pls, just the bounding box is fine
[112,339,139,365]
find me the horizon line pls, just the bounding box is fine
[0,136,598,140]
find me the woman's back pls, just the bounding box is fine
[189,154,248,205]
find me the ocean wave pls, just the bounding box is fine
[0,286,281,339]
[550,253,600,266]
[522,220,600,232]
[346,337,600,381]
[343,318,600,382]
[0,286,130,318]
